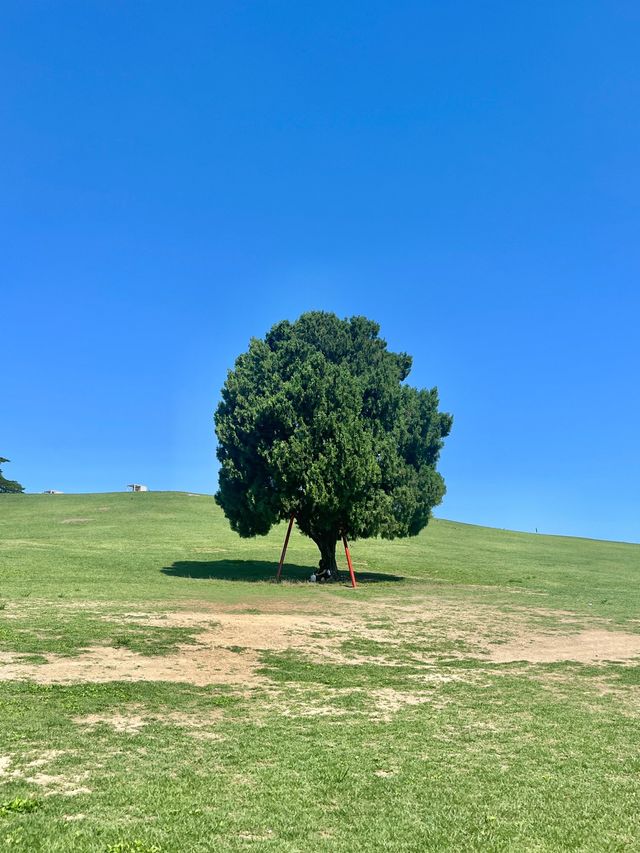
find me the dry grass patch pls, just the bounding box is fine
[74,707,224,735]
[370,687,443,720]
[0,644,264,687]
[3,596,640,694]
[0,751,90,797]
[75,713,148,734]
[487,628,640,664]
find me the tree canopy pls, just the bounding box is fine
[0,457,24,494]
[214,312,452,574]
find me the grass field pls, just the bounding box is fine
[1,491,639,852]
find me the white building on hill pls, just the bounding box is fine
[127,484,148,492]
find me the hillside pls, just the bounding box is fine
[1,492,639,852]
[1,491,638,621]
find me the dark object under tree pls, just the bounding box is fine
[214,312,452,576]
[0,458,24,494]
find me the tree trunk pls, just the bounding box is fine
[315,535,340,580]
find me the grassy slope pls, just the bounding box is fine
[2,491,638,618]
[0,492,639,852]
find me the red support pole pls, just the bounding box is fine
[342,535,357,589]
[276,515,295,581]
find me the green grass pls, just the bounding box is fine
[1,491,638,620]
[0,491,639,851]
[0,608,199,659]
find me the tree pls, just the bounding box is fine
[0,457,24,494]
[214,312,452,576]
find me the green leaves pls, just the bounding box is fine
[0,457,24,494]
[0,797,39,816]
[214,312,452,552]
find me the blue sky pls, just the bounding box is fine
[2,2,639,543]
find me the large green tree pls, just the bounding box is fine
[215,312,452,575]
[0,458,24,494]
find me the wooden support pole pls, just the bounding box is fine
[342,535,357,589]
[276,514,295,581]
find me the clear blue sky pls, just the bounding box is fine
[3,2,639,543]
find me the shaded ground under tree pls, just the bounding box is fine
[161,559,403,584]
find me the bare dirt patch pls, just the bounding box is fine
[74,708,224,734]
[28,773,91,796]
[60,518,92,525]
[0,607,327,687]
[278,699,349,719]
[371,687,440,717]
[3,597,639,691]
[0,752,89,797]
[0,644,263,687]
[0,600,449,688]
[487,628,640,663]
[25,750,67,768]
[261,682,455,723]
[161,611,344,649]
[76,713,147,734]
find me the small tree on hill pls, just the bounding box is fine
[0,458,24,494]
[214,312,452,575]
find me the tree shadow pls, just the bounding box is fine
[160,559,404,584]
